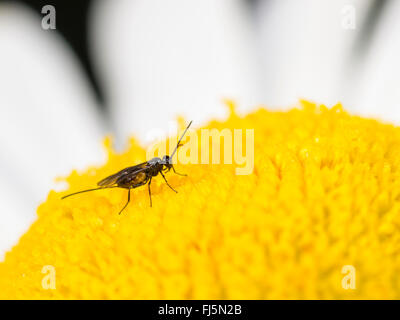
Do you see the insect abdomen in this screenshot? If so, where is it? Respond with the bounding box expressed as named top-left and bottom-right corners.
top-left (117, 172), bottom-right (147, 188)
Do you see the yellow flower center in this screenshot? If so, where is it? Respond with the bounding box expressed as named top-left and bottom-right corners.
top-left (1, 100), bottom-right (400, 299)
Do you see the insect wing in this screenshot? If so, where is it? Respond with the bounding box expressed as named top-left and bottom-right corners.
top-left (97, 162), bottom-right (147, 187)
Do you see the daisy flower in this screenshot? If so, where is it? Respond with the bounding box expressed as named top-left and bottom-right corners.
top-left (1, 0), bottom-right (400, 299)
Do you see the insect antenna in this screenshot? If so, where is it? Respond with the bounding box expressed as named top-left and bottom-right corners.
top-left (61, 186), bottom-right (119, 199)
top-left (170, 120), bottom-right (193, 160)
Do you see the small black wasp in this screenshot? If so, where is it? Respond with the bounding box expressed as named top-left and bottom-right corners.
top-left (62, 121), bottom-right (192, 214)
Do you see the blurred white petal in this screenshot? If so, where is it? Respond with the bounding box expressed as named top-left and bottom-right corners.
top-left (256, 0), bottom-right (373, 108)
top-left (348, 0), bottom-right (400, 123)
top-left (0, 170), bottom-right (34, 261)
top-left (91, 0), bottom-right (264, 144)
top-left (0, 3), bottom-right (105, 259)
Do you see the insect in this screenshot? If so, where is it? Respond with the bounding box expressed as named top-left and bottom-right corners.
top-left (62, 121), bottom-right (193, 214)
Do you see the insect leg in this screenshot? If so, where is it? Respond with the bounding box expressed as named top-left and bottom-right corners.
top-left (118, 188), bottom-right (131, 215)
top-left (148, 177), bottom-right (152, 207)
top-left (160, 171), bottom-right (178, 193)
top-left (172, 165), bottom-right (187, 176)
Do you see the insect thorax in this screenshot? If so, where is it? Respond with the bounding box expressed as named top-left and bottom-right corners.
top-left (148, 157), bottom-right (162, 165)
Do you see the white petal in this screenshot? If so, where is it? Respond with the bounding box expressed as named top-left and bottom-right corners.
top-left (0, 3), bottom-right (105, 259)
top-left (0, 170), bottom-right (35, 261)
top-left (256, 0), bottom-right (373, 108)
top-left (347, 0), bottom-right (400, 123)
top-left (91, 0), bottom-right (263, 144)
